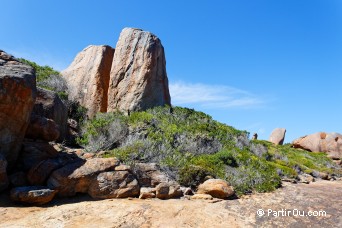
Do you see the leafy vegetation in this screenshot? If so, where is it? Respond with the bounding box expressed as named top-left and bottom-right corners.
top-left (78, 106), bottom-right (340, 195)
top-left (19, 58), bottom-right (60, 82)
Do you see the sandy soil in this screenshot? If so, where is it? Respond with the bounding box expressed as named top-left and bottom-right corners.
top-left (1, 181), bottom-right (341, 228)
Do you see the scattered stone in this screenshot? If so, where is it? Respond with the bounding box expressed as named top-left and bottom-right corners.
top-left (269, 128), bottom-right (286, 145)
top-left (10, 186), bottom-right (57, 205)
top-left (0, 50), bottom-right (37, 168)
top-left (191, 194), bottom-right (213, 200)
top-left (311, 171), bottom-right (329, 180)
top-left (139, 187), bottom-right (156, 199)
top-left (47, 158), bottom-right (119, 197)
top-left (88, 171), bottom-right (140, 199)
top-left (155, 182), bottom-right (183, 200)
top-left (133, 163), bottom-right (169, 187)
top-left (108, 28), bottom-right (171, 113)
top-left (9, 172), bottom-right (28, 187)
top-left (197, 179), bottom-right (234, 199)
top-left (0, 154), bottom-right (8, 191)
top-left (62, 45), bottom-right (115, 118)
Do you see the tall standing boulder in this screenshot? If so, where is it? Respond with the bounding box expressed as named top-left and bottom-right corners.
top-left (0, 50), bottom-right (36, 167)
top-left (269, 128), bottom-right (286, 145)
top-left (30, 87), bottom-right (68, 141)
top-left (292, 132), bottom-right (342, 159)
top-left (107, 28), bottom-right (171, 113)
top-left (62, 45), bottom-right (115, 118)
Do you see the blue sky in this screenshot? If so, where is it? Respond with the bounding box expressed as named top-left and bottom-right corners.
top-left (2, 0), bottom-right (341, 142)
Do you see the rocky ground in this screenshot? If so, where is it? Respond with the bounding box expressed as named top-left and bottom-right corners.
top-left (1, 180), bottom-right (341, 228)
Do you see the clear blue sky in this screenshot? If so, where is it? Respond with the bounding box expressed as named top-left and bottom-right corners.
top-left (2, 0), bottom-right (341, 142)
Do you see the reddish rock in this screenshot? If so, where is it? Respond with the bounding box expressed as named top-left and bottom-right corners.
top-left (269, 128), bottom-right (286, 145)
top-left (25, 115), bottom-right (60, 142)
top-left (108, 28), bottom-right (171, 113)
top-left (32, 87), bottom-right (68, 141)
top-left (0, 50), bottom-right (37, 167)
top-left (88, 171), bottom-right (140, 199)
top-left (47, 158), bottom-right (119, 197)
top-left (62, 45), bottom-right (115, 118)
top-left (292, 132), bottom-right (342, 159)
top-left (19, 141), bottom-right (59, 171)
top-left (133, 163), bottom-right (169, 187)
top-left (197, 179), bottom-right (234, 199)
top-left (27, 159), bottom-right (61, 185)
top-left (8, 172), bottom-right (28, 187)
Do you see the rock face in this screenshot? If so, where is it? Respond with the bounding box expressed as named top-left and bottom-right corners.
top-left (10, 186), bottom-right (57, 205)
top-left (133, 163), bottom-right (169, 187)
top-left (31, 87), bottom-right (68, 141)
top-left (0, 50), bottom-right (36, 167)
top-left (19, 141), bottom-right (59, 171)
top-left (197, 179), bottom-right (234, 199)
top-left (0, 154), bottom-right (8, 192)
top-left (47, 158), bottom-right (119, 197)
top-left (269, 128), bottom-right (286, 145)
top-left (88, 171), bottom-right (140, 199)
top-left (292, 132), bottom-right (342, 159)
top-left (25, 115), bottom-right (60, 141)
top-left (107, 28), bottom-right (171, 113)
top-left (62, 45), bottom-right (115, 118)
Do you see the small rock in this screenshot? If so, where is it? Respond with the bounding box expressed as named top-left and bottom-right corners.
top-left (156, 182), bottom-right (183, 200)
top-left (180, 187), bottom-right (193, 196)
top-left (139, 192), bottom-right (156, 199)
top-left (197, 179), bottom-right (234, 199)
top-left (298, 174), bottom-right (314, 184)
top-left (133, 163), bottom-right (169, 187)
top-left (10, 186), bottom-right (57, 205)
top-left (115, 164), bottom-right (131, 171)
top-left (191, 194), bottom-right (213, 200)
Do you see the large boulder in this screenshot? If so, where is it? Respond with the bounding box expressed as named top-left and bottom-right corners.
top-left (269, 128), bottom-right (286, 145)
top-left (10, 186), bottom-right (57, 205)
top-left (25, 115), bottom-right (60, 141)
top-left (88, 171), bottom-right (140, 199)
top-left (62, 45), bottom-right (115, 118)
top-left (197, 179), bottom-right (234, 199)
top-left (19, 141), bottom-right (59, 171)
top-left (0, 154), bottom-right (8, 192)
top-left (30, 87), bottom-right (68, 141)
top-left (107, 28), bottom-right (171, 113)
top-left (47, 158), bottom-right (119, 197)
top-left (133, 163), bottom-right (169, 187)
top-left (292, 132), bottom-right (342, 159)
top-left (0, 50), bottom-right (36, 167)
top-left (27, 158), bottom-right (61, 185)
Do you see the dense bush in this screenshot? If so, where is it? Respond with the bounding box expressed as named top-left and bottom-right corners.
top-left (19, 58), bottom-right (60, 82)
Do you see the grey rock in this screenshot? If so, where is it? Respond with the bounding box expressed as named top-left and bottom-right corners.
top-left (108, 28), bottom-right (171, 113)
top-left (10, 186), bottom-right (57, 205)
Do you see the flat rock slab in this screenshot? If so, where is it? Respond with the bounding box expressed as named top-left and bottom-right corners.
top-left (1, 181), bottom-right (342, 227)
top-left (10, 186), bottom-right (57, 205)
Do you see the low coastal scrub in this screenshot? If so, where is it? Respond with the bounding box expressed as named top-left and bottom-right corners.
top-left (78, 106), bottom-right (340, 195)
